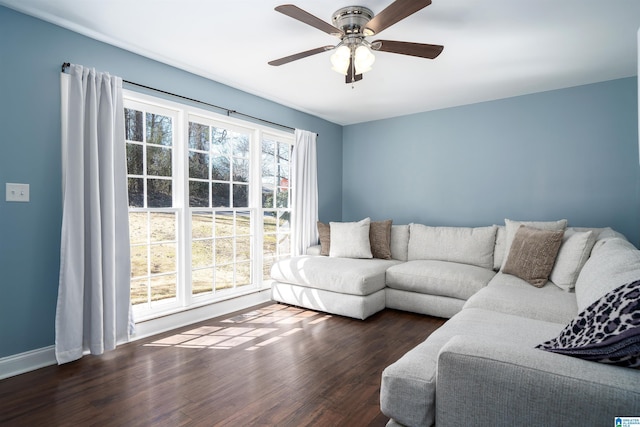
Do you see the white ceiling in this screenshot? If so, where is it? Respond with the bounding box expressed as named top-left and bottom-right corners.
top-left (2, 0), bottom-right (640, 125)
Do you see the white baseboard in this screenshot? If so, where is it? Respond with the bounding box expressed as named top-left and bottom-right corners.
top-left (0, 290), bottom-right (272, 380)
top-left (0, 346), bottom-right (56, 380)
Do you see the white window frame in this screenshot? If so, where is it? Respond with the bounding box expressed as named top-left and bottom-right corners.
top-left (124, 90), bottom-right (294, 321)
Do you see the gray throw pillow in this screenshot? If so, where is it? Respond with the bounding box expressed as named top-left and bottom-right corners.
top-left (317, 221), bottom-right (330, 256)
top-left (502, 225), bottom-right (564, 287)
top-left (370, 219), bottom-right (392, 260)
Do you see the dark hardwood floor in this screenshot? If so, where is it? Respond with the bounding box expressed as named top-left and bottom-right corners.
top-left (0, 303), bottom-right (445, 426)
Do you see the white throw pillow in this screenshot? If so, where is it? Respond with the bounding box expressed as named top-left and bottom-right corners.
top-left (408, 224), bottom-right (497, 269)
top-left (500, 218), bottom-right (568, 270)
top-left (329, 218), bottom-right (373, 259)
top-left (549, 229), bottom-right (596, 292)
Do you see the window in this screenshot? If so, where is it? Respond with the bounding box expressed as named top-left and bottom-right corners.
top-left (124, 92), bottom-right (293, 320)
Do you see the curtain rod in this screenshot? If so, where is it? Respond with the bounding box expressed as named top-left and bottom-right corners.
top-left (61, 62), bottom-right (301, 134)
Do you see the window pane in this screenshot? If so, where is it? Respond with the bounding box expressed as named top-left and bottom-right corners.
top-left (189, 181), bottom-right (209, 207)
top-left (126, 143), bottom-right (143, 175)
top-left (128, 178), bottom-right (144, 207)
top-left (215, 238), bottom-right (233, 264)
top-left (147, 146), bottom-right (172, 177)
top-left (150, 212), bottom-right (175, 243)
top-left (233, 184), bottom-right (248, 207)
top-left (236, 262), bottom-right (251, 287)
top-left (146, 113), bottom-right (172, 146)
top-left (192, 240), bottom-right (213, 268)
top-left (147, 179), bottom-right (172, 207)
top-left (236, 211), bottom-right (251, 235)
top-left (215, 212), bottom-right (233, 237)
top-left (262, 191), bottom-right (274, 209)
top-left (236, 236), bottom-right (251, 262)
top-left (263, 235), bottom-right (276, 259)
top-left (189, 152), bottom-right (209, 179)
top-left (263, 259), bottom-right (274, 281)
top-left (278, 210), bottom-right (291, 230)
top-left (211, 127), bottom-right (228, 156)
top-left (150, 243), bottom-right (176, 274)
top-left (212, 183), bottom-right (230, 207)
top-left (125, 109), bottom-right (143, 142)
top-left (277, 234), bottom-right (291, 256)
top-left (279, 164), bottom-right (289, 182)
top-left (211, 156), bottom-right (230, 181)
top-left (278, 142), bottom-right (290, 161)
top-left (130, 278), bottom-right (148, 305)
top-left (276, 187), bottom-right (288, 208)
top-left (233, 135), bottom-right (250, 157)
top-left (263, 212), bottom-right (276, 234)
top-left (189, 122), bottom-right (209, 151)
top-left (129, 212), bottom-right (147, 244)
top-left (192, 211), bottom-right (213, 239)
top-left (215, 264), bottom-right (234, 291)
top-left (150, 274), bottom-right (176, 302)
top-left (233, 158), bottom-right (249, 183)
top-left (192, 268), bottom-right (213, 295)
top-left (130, 245), bottom-right (148, 277)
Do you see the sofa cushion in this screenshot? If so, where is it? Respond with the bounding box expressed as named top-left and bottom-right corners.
top-left (575, 237), bottom-right (640, 312)
top-left (493, 225), bottom-right (506, 270)
top-left (538, 280), bottom-right (640, 368)
top-left (386, 260), bottom-right (496, 300)
top-left (501, 218), bottom-right (567, 269)
top-left (390, 224), bottom-right (409, 262)
top-left (380, 308), bottom-right (564, 427)
top-left (549, 229), bottom-right (596, 291)
top-left (270, 255), bottom-right (399, 296)
top-left (329, 217), bottom-right (372, 259)
top-left (502, 225), bottom-right (564, 287)
top-left (408, 224), bottom-right (497, 269)
top-left (464, 272), bottom-right (578, 324)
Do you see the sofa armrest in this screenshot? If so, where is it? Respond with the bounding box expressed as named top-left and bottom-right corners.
top-left (436, 335), bottom-right (640, 427)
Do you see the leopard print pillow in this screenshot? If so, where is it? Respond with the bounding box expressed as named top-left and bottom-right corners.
top-left (537, 279), bottom-right (640, 368)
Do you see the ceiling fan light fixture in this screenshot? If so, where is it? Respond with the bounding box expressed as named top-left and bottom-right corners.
top-left (330, 45), bottom-right (351, 75)
top-left (354, 44), bottom-right (375, 74)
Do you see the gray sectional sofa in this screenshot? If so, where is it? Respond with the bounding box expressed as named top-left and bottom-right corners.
top-left (270, 219), bottom-right (640, 426)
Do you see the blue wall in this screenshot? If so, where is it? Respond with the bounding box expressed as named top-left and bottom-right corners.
top-left (343, 78), bottom-right (640, 246)
top-left (1, 4), bottom-right (638, 360)
top-left (0, 6), bottom-right (342, 358)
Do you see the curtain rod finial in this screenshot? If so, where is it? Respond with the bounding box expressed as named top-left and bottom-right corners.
top-left (62, 62), bottom-right (70, 72)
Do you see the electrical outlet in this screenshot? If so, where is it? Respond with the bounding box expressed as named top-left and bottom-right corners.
top-left (6, 183), bottom-right (30, 202)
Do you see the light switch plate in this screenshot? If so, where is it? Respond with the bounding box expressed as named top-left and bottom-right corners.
top-left (6, 183), bottom-right (30, 202)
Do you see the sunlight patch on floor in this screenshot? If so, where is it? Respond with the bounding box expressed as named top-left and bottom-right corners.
top-left (144, 304), bottom-right (331, 351)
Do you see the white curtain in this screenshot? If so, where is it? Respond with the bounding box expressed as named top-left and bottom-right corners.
top-left (56, 64), bottom-right (132, 364)
top-left (291, 129), bottom-right (319, 256)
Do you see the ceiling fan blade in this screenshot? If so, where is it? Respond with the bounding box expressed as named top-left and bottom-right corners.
top-left (345, 57), bottom-right (363, 84)
top-left (268, 45), bottom-right (335, 66)
top-left (365, 0), bottom-right (432, 35)
top-left (373, 40), bottom-right (443, 59)
top-left (275, 5), bottom-right (344, 37)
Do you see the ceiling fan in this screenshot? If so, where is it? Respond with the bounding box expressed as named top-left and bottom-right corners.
top-left (268, 0), bottom-right (444, 84)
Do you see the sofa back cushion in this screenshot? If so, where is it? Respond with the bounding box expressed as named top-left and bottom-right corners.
top-left (408, 224), bottom-right (497, 269)
top-left (549, 229), bottom-right (597, 291)
top-left (493, 225), bottom-right (506, 270)
top-left (574, 237), bottom-right (640, 312)
top-left (390, 224), bottom-right (410, 261)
